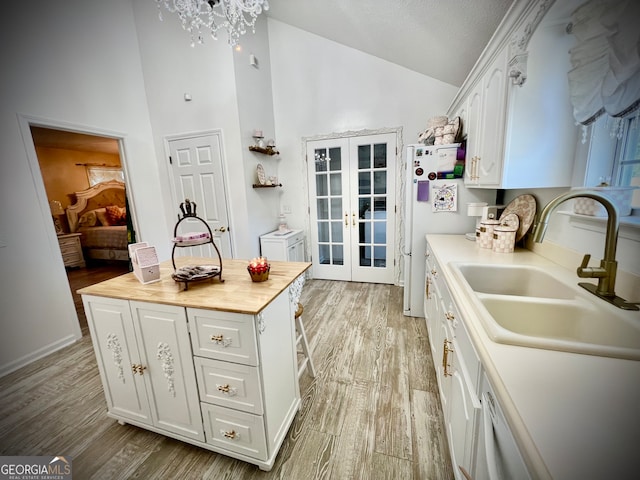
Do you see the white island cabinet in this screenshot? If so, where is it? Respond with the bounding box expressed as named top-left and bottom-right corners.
top-left (80, 257), bottom-right (311, 472)
top-left (84, 297), bottom-right (204, 440)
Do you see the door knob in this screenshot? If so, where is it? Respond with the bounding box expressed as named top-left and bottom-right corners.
top-left (216, 226), bottom-right (227, 233)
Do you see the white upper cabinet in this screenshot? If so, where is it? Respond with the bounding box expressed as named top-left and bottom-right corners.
top-left (450, 0), bottom-right (582, 189)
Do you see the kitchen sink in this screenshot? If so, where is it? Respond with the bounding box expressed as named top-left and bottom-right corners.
top-left (477, 296), bottom-right (640, 360)
top-left (451, 263), bottom-right (576, 299)
top-left (450, 262), bottom-right (640, 360)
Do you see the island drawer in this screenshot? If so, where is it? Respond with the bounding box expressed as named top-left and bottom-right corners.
top-left (187, 308), bottom-right (258, 366)
top-left (194, 357), bottom-right (263, 415)
top-left (201, 403), bottom-right (268, 461)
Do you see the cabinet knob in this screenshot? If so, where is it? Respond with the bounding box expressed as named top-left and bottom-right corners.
top-left (131, 364), bottom-right (147, 375)
top-left (210, 334), bottom-right (232, 347)
top-left (217, 384), bottom-right (237, 396)
top-left (222, 429), bottom-right (238, 440)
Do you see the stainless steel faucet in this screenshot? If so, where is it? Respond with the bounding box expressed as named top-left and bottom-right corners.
top-left (532, 190), bottom-right (638, 310)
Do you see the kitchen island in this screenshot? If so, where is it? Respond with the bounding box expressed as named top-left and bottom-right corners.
top-left (79, 257), bottom-right (311, 471)
top-left (425, 235), bottom-right (640, 480)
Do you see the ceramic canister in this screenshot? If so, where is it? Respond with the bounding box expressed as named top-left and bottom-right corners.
top-left (492, 225), bottom-right (518, 253)
top-left (477, 219), bottom-right (500, 249)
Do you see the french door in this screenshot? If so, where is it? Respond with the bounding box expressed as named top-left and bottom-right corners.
top-left (307, 133), bottom-right (396, 283)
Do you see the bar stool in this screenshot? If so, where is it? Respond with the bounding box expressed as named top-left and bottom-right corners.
top-left (289, 275), bottom-right (316, 379)
top-left (294, 302), bottom-right (316, 378)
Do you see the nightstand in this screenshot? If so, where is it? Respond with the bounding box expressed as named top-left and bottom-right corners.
top-left (57, 233), bottom-right (86, 268)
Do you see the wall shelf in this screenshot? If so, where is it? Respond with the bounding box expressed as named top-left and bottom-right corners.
top-left (252, 184), bottom-right (282, 188)
top-left (249, 145), bottom-right (279, 155)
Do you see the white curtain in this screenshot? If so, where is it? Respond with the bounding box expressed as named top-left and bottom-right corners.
top-left (568, 0), bottom-right (640, 125)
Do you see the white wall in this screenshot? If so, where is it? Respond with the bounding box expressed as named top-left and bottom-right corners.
top-left (232, 17), bottom-right (281, 252)
top-left (131, 0), bottom-right (253, 258)
top-left (504, 188), bottom-right (640, 278)
top-left (0, 0), bottom-right (168, 375)
top-left (267, 19), bottom-right (460, 235)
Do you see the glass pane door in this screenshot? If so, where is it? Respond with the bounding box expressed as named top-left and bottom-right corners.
top-left (350, 134), bottom-right (396, 283)
top-left (307, 138), bottom-right (351, 281)
top-left (307, 133), bottom-right (396, 283)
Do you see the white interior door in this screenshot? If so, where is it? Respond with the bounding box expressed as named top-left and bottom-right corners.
top-left (168, 132), bottom-right (233, 258)
top-left (307, 133), bottom-right (396, 283)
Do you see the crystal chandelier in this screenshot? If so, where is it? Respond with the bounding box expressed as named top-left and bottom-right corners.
top-left (155, 0), bottom-right (269, 47)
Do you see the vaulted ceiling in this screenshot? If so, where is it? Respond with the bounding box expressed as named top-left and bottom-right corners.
top-left (31, 1), bottom-right (513, 153)
top-left (266, 0), bottom-right (514, 87)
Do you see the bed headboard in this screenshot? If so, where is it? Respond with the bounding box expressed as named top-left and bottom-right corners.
top-left (66, 180), bottom-right (126, 232)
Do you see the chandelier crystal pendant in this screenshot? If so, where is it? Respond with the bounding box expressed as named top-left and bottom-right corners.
top-left (155, 0), bottom-right (269, 47)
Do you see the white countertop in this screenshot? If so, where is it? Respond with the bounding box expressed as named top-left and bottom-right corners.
top-left (426, 235), bottom-right (640, 480)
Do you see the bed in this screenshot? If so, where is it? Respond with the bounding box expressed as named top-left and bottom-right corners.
top-left (66, 180), bottom-right (129, 262)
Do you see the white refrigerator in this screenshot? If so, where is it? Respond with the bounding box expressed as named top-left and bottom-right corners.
top-left (402, 143), bottom-right (495, 317)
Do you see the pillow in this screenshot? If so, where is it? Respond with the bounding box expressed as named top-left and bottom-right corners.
top-left (78, 210), bottom-right (99, 228)
top-left (105, 205), bottom-right (127, 226)
top-left (94, 208), bottom-right (110, 226)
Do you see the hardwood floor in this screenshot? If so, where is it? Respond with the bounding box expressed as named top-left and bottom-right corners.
top-left (0, 277), bottom-right (453, 479)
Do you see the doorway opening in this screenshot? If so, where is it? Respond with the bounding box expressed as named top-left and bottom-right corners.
top-left (30, 125), bottom-right (132, 334)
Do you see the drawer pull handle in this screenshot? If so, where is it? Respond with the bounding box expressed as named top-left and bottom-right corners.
top-left (210, 334), bottom-right (232, 347)
top-left (442, 339), bottom-right (453, 377)
top-left (131, 364), bottom-right (147, 375)
top-left (217, 384), bottom-right (237, 396)
top-left (222, 429), bottom-right (239, 440)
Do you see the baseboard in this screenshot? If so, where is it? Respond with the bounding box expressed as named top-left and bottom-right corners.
top-left (0, 333), bottom-right (80, 378)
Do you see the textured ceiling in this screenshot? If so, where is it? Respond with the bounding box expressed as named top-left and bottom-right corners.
top-left (266, 0), bottom-right (514, 87)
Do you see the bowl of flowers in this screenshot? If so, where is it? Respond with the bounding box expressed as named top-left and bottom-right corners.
top-left (247, 257), bottom-right (270, 282)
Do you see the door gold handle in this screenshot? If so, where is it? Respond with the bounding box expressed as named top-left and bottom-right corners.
top-left (345, 212), bottom-right (348, 226)
top-left (216, 226), bottom-right (227, 233)
top-left (352, 212), bottom-right (356, 226)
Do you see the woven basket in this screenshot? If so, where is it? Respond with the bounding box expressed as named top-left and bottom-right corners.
top-left (248, 265), bottom-right (270, 282)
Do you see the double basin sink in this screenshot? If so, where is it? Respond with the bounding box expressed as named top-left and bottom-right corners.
top-left (450, 263), bottom-right (640, 361)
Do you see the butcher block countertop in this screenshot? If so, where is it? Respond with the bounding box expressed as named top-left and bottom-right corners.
top-left (78, 257), bottom-right (311, 315)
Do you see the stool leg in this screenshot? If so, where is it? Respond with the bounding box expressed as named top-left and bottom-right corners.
top-left (295, 315), bottom-right (316, 378)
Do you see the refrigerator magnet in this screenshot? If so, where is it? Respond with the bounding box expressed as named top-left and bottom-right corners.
top-left (417, 180), bottom-right (429, 201)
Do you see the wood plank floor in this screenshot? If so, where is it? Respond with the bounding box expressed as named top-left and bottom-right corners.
top-left (0, 275), bottom-right (453, 479)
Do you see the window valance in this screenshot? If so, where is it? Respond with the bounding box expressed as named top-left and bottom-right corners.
top-left (568, 0), bottom-right (640, 125)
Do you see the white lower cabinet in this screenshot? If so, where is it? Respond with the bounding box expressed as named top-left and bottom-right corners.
top-left (84, 296), bottom-right (203, 441)
top-left (260, 229), bottom-right (305, 262)
top-left (83, 288), bottom-right (299, 471)
top-left (425, 239), bottom-right (532, 479)
top-left (424, 248), bottom-right (481, 479)
top-left (201, 403), bottom-right (268, 461)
